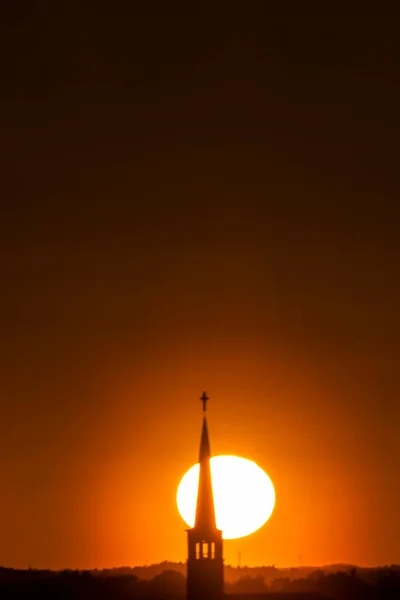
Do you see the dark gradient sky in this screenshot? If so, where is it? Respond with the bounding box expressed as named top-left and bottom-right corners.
top-left (0, 3), bottom-right (399, 569)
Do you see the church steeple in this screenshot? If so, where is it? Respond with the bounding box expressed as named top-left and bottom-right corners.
top-left (198, 417), bottom-right (211, 461)
top-left (186, 393), bottom-right (224, 600)
top-left (195, 410), bottom-right (216, 531)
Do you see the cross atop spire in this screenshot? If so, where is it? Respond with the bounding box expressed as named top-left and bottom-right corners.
top-left (201, 391), bottom-right (209, 412)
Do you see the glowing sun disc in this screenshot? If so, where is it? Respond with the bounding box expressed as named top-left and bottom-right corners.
top-left (177, 455), bottom-right (275, 539)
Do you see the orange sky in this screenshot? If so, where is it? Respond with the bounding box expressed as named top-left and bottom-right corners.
top-left (1, 339), bottom-right (398, 569)
top-left (0, 6), bottom-right (399, 570)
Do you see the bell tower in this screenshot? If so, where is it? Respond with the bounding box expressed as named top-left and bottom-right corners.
top-left (187, 392), bottom-right (224, 600)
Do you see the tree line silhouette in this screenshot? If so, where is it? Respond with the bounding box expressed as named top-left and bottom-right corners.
top-left (0, 563), bottom-right (399, 599)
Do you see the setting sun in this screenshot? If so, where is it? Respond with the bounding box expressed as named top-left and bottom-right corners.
top-left (177, 455), bottom-right (275, 539)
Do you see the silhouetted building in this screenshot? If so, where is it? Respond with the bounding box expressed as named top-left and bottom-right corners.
top-left (187, 392), bottom-right (224, 600)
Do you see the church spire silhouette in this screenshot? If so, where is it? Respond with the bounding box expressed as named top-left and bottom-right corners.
top-left (195, 395), bottom-right (216, 531)
top-left (187, 392), bottom-right (224, 600)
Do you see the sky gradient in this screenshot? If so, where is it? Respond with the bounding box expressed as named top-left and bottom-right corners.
top-left (0, 4), bottom-right (399, 569)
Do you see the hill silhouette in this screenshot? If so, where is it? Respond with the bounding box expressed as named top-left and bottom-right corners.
top-left (0, 563), bottom-right (399, 599)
